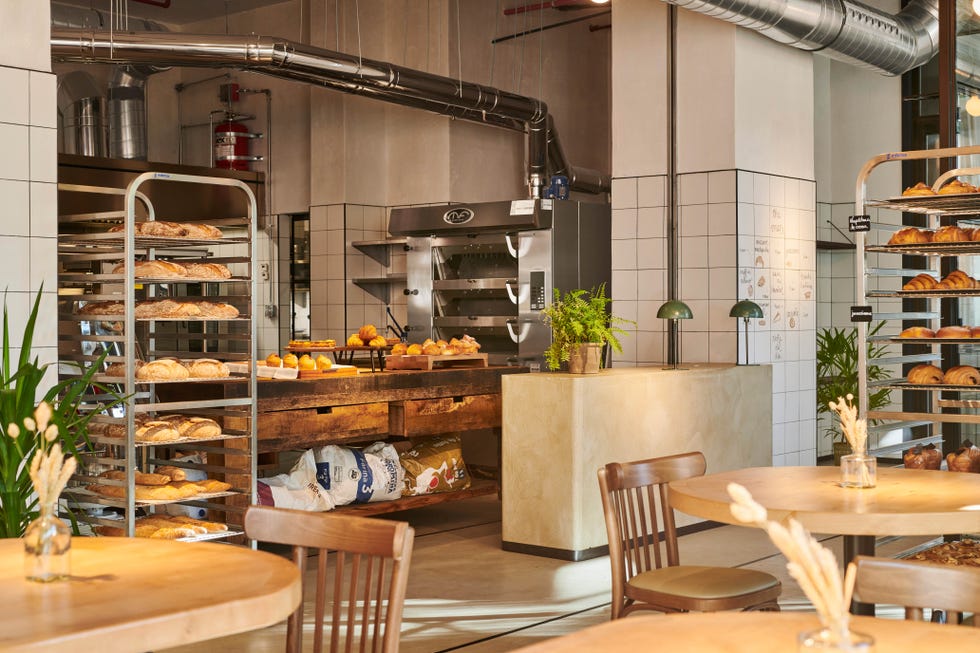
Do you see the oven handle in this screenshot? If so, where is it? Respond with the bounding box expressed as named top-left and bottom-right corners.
top-left (506, 319), bottom-right (530, 343)
top-left (505, 280), bottom-right (528, 305)
top-left (504, 233), bottom-right (531, 259)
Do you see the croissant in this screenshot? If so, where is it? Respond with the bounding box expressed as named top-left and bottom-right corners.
top-left (944, 365), bottom-right (980, 385)
top-left (903, 274), bottom-right (938, 291)
top-left (903, 444), bottom-right (942, 470)
top-left (901, 182), bottom-right (936, 197)
top-left (899, 326), bottom-right (935, 338)
top-left (947, 441), bottom-right (980, 473)
top-left (933, 225), bottom-right (970, 243)
top-left (936, 326), bottom-right (971, 338)
top-left (888, 227), bottom-right (932, 245)
top-left (938, 179), bottom-right (977, 194)
top-left (937, 270), bottom-right (976, 290)
top-left (907, 364), bottom-right (944, 384)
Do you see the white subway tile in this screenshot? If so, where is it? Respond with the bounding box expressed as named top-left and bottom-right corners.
top-left (29, 237), bottom-right (56, 293)
top-left (736, 202), bottom-right (754, 236)
top-left (637, 176), bottom-right (665, 207)
top-left (611, 239), bottom-right (637, 270)
top-left (784, 178), bottom-right (800, 210)
top-left (708, 331), bottom-right (737, 363)
top-left (0, 237), bottom-right (30, 291)
top-left (770, 176), bottom-right (785, 208)
top-left (737, 170), bottom-right (754, 204)
top-left (708, 235), bottom-right (737, 268)
top-left (679, 204), bottom-right (708, 237)
top-left (611, 270), bottom-right (638, 301)
top-left (612, 299), bottom-right (638, 324)
top-left (754, 173), bottom-right (771, 205)
top-left (708, 299), bottom-right (737, 333)
top-left (707, 170), bottom-right (736, 204)
top-left (637, 207), bottom-right (666, 238)
top-left (678, 173), bottom-right (707, 205)
top-left (611, 208), bottom-right (637, 240)
top-left (29, 126), bottom-right (56, 183)
top-left (637, 269), bottom-right (666, 301)
top-left (708, 266), bottom-right (736, 300)
top-left (29, 72), bottom-right (56, 129)
top-left (680, 329), bottom-right (709, 364)
top-left (611, 177), bottom-right (637, 209)
top-left (637, 300), bottom-right (661, 326)
top-left (0, 123), bottom-right (29, 181)
top-left (637, 238), bottom-right (666, 270)
top-left (0, 67), bottom-right (29, 126)
top-left (680, 268), bottom-right (709, 300)
top-left (0, 180), bottom-right (30, 236)
top-left (707, 202), bottom-right (736, 235)
top-left (635, 330), bottom-right (663, 364)
top-left (679, 236), bottom-right (708, 268)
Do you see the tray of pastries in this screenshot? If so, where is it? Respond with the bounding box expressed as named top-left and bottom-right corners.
top-left (103, 358), bottom-right (233, 382)
top-left (899, 270), bottom-right (978, 294)
top-left (83, 469), bottom-right (234, 505)
top-left (896, 325), bottom-right (980, 341)
top-left (88, 414), bottom-right (226, 444)
top-left (94, 513), bottom-right (236, 541)
top-left (78, 298), bottom-right (240, 320)
top-left (910, 538), bottom-right (980, 567)
top-left (897, 363), bottom-right (980, 389)
top-left (111, 259), bottom-right (233, 281)
top-left (108, 220), bottom-right (224, 240)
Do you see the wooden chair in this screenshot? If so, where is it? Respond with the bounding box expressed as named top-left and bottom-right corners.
top-left (244, 505), bottom-right (415, 653)
top-left (597, 452), bottom-right (781, 618)
top-left (852, 555), bottom-right (980, 626)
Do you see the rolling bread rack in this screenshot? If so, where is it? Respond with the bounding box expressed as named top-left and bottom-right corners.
top-left (854, 144), bottom-right (980, 460)
top-left (57, 171), bottom-right (258, 543)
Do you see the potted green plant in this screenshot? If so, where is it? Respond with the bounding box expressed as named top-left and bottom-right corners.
top-left (816, 322), bottom-right (891, 464)
top-left (0, 288), bottom-right (122, 537)
top-left (541, 284), bottom-right (633, 373)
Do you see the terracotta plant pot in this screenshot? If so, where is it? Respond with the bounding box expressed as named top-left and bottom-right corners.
top-left (568, 343), bottom-right (602, 374)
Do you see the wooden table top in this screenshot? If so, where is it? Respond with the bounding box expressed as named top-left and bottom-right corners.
top-left (669, 465), bottom-right (980, 536)
top-left (511, 611), bottom-right (979, 652)
top-left (0, 537), bottom-right (301, 652)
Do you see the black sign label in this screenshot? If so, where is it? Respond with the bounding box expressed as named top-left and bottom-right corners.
top-left (443, 208), bottom-right (474, 225)
top-left (850, 306), bottom-right (874, 322)
top-left (848, 215), bottom-right (871, 232)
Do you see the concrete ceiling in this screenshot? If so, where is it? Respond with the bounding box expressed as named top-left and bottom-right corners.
top-left (54, 0), bottom-right (294, 27)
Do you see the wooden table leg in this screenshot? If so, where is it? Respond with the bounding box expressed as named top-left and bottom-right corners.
top-left (843, 534), bottom-right (876, 616)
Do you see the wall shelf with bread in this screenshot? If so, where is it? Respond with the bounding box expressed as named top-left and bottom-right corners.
top-left (855, 145), bottom-right (980, 463)
top-left (56, 172), bottom-right (258, 542)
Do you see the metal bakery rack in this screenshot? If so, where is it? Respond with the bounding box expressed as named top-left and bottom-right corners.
top-left (57, 171), bottom-right (258, 542)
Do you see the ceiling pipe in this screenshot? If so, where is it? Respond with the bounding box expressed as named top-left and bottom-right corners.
top-left (50, 28), bottom-right (609, 197)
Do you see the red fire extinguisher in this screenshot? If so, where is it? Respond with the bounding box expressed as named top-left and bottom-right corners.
top-left (214, 119), bottom-right (251, 170)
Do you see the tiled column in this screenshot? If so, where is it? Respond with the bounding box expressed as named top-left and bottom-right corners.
top-left (0, 1), bottom-right (58, 391)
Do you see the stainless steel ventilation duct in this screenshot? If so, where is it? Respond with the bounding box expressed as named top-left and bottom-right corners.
top-left (50, 28), bottom-right (609, 197)
top-left (663, 0), bottom-right (938, 76)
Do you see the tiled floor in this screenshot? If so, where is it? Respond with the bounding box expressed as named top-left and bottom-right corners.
top-left (163, 496), bottom-right (938, 653)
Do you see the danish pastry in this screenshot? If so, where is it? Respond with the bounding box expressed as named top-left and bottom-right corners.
top-left (944, 365), bottom-right (980, 385)
top-left (899, 326), bottom-right (935, 338)
top-left (907, 364), bottom-right (944, 384)
top-left (888, 227), bottom-right (932, 245)
top-left (933, 225), bottom-right (970, 243)
top-left (946, 441), bottom-right (980, 473)
top-left (901, 182), bottom-right (935, 196)
top-left (903, 443), bottom-right (942, 470)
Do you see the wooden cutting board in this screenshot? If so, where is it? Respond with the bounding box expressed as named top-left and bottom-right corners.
top-left (386, 353), bottom-right (488, 371)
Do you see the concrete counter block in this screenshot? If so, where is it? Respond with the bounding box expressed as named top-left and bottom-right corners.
top-left (501, 364), bottom-right (772, 560)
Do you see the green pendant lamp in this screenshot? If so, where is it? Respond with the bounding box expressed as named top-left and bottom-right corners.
top-left (657, 300), bottom-right (693, 369)
top-left (729, 300), bottom-right (763, 365)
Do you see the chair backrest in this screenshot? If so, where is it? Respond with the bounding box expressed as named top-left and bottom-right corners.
top-left (853, 555), bottom-right (980, 626)
top-left (598, 452), bottom-right (707, 584)
top-left (245, 505), bottom-right (416, 653)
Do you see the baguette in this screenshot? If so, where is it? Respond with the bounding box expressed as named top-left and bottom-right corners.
top-left (153, 465), bottom-right (187, 482)
top-left (99, 470), bottom-right (172, 486)
top-left (194, 478), bottom-right (232, 493)
top-left (168, 480), bottom-right (206, 498)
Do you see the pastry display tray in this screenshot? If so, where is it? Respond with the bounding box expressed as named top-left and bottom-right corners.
top-left (866, 242), bottom-right (980, 255)
top-left (871, 194), bottom-right (980, 214)
top-left (868, 289), bottom-right (980, 298)
top-left (880, 381), bottom-right (980, 392)
top-left (67, 487), bottom-right (241, 507)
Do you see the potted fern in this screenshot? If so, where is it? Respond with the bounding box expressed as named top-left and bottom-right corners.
top-left (541, 284), bottom-right (632, 373)
top-left (0, 288), bottom-right (122, 537)
top-left (816, 322), bottom-right (891, 464)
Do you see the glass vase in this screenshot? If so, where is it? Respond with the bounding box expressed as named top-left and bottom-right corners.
top-left (840, 452), bottom-right (877, 489)
top-left (799, 627), bottom-right (875, 652)
top-left (23, 506), bottom-right (71, 583)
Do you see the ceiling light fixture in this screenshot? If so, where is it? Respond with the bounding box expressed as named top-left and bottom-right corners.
top-left (591, 0), bottom-right (611, 3)
top-left (967, 95), bottom-right (980, 117)
top-left (974, 0), bottom-right (980, 16)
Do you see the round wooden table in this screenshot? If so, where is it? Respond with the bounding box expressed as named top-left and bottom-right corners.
top-left (509, 611), bottom-right (980, 652)
top-left (0, 536), bottom-right (301, 652)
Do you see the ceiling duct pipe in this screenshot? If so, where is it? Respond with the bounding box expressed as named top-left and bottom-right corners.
top-left (50, 28), bottom-right (609, 197)
top-left (661, 0), bottom-right (938, 76)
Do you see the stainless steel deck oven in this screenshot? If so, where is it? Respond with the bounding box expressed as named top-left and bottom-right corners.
top-left (388, 199), bottom-right (610, 369)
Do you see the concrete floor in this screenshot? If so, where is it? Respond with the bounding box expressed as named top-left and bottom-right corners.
top-left (163, 495), bottom-right (938, 653)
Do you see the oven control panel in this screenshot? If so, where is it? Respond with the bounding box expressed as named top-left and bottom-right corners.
top-left (529, 270), bottom-right (546, 311)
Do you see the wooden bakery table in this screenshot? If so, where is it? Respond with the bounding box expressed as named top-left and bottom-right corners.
top-left (669, 466), bottom-right (980, 613)
top-left (509, 611), bottom-right (980, 652)
top-left (0, 537), bottom-right (300, 652)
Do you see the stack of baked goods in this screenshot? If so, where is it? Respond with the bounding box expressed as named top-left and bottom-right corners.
top-left (938, 179), bottom-right (978, 194)
top-left (902, 269), bottom-right (976, 291)
top-left (390, 334), bottom-right (482, 356)
top-left (95, 513), bottom-right (229, 539)
top-left (901, 182), bottom-right (936, 196)
top-left (910, 538), bottom-right (980, 567)
top-left (906, 363), bottom-right (980, 385)
top-left (899, 325), bottom-right (980, 338)
top-left (887, 226), bottom-right (980, 245)
top-left (104, 357), bottom-right (230, 381)
top-left (946, 441), bottom-right (980, 473)
top-left (111, 259), bottom-right (232, 280)
top-left (89, 414), bottom-right (223, 443)
top-left (287, 339), bottom-right (336, 349)
top-left (903, 443), bottom-right (942, 470)
top-left (108, 221), bottom-right (223, 240)
top-left (345, 324), bottom-right (388, 348)
top-left (87, 468), bottom-right (232, 501)
top-left (79, 298), bottom-right (240, 319)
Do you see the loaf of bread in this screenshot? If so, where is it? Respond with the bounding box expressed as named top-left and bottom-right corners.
top-left (907, 364), bottom-right (944, 384)
top-left (95, 514), bottom-right (227, 539)
top-left (193, 301), bottom-right (240, 318)
top-left (109, 221), bottom-right (223, 240)
top-left (944, 365), bottom-right (980, 385)
top-left (185, 358), bottom-right (230, 379)
top-left (168, 481), bottom-right (206, 498)
top-left (156, 415), bottom-right (222, 439)
top-left (899, 326), bottom-right (935, 338)
top-left (136, 299), bottom-right (204, 318)
top-left (937, 270), bottom-right (976, 290)
top-left (87, 483), bottom-right (184, 501)
top-left (903, 273), bottom-right (938, 291)
top-left (194, 478), bottom-right (232, 493)
top-left (933, 225), bottom-right (970, 243)
top-left (136, 359), bottom-right (190, 381)
top-left (947, 441), bottom-right (980, 473)
top-left (111, 260), bottom-right (188, 279)
top-left (135, 420), bottom-right (181, 442)
top-left (936, 326), bottom-right (971, 338)
top-left (152, 465), bottom-right (187, 482)
top-left (182, 262), bottom-right (232, 279)
top-left (99, 470), bottom-right (173, 486)
top-left (79, 301), bottom-right (126, 316)
top-left (903, 443), bottom-right (942, 470)
top-left (888, 227), bottom-right (932, 245)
